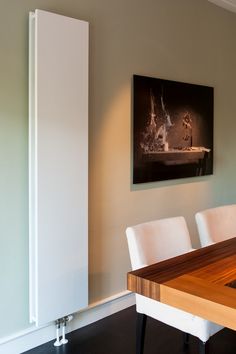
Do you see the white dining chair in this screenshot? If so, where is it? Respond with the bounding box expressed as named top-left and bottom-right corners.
top-left (126, 216), bottom-right (223, 354)
top-left (195, 204), bottom-right (236, 247)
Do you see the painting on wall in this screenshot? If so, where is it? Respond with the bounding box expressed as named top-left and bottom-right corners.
top-left (133, 75), bottom-right (214, 184)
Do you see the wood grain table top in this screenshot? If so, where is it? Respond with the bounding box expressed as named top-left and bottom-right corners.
top-left (127, 238), bottom-right (236, 330)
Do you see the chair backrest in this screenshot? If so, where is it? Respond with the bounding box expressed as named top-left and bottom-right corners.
top-left (195, 204), bottom-right (236, 247)
top-left (126, 216), bottom-right (192, 270)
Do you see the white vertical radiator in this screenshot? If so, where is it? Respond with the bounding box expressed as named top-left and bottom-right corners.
top-left (29, 9), bottom-right (89, 326)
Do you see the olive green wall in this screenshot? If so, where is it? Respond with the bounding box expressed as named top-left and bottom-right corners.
top-left (0, 0), bottom-right (236, 338)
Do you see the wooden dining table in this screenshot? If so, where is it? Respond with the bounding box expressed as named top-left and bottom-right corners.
top-left (127, 237), bottom-right (236, 330)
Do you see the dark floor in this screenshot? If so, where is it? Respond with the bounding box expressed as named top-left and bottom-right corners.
top-left (23, 306), bottom-right (236, 354)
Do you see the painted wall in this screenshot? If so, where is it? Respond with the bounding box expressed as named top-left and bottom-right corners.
top-left (0, 0), bottom-right (236, 339)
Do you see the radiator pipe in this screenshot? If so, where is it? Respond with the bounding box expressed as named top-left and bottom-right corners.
top-left (60, 317), bottom-right (68, 345)
top-left (54, 319), bottom-right (62, 347)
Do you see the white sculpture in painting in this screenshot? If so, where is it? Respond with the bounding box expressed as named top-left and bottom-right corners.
top-left (140, 89), bottom-right (174, 153)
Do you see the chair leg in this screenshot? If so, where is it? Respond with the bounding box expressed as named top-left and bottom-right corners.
top-left (199, 340), bottom-right (209, 354)
top-left (136, 313), bottom-right (147, 354)
top-left (183, 332), bottom-right (190, 350)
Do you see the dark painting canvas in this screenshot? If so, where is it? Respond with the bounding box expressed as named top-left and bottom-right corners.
top-left (133, 75), bottom-right (213, 184)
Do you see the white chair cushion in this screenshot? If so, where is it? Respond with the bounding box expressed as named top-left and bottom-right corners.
top-left (126, 216), bottom-right (192, 270)
top-left (195, 204), bottom-right (236, 247)
top-left (136, 294), bottom-right (223, 342)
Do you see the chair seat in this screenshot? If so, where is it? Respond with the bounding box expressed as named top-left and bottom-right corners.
top-left (126, 216), bottom-right (224, 353)
top-left (136, 294), bottom-right (223, 342)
